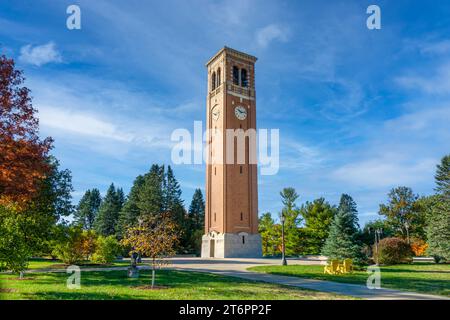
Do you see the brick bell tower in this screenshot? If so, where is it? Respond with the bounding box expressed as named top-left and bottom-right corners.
top-left (201, 47), bottom-right (262, 258)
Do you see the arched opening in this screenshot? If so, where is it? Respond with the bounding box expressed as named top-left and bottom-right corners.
top-left (233, 66), bottom-right (239, 85)
top-left (211, 71), bottom-right (216, 90)
top-left (217, 67), bottom-right (221, 87)
top-left (241, 69), bottom-right (248, 87)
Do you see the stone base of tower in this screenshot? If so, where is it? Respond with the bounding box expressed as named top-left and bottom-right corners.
top-left (201, 233), bottom-right (262, 258)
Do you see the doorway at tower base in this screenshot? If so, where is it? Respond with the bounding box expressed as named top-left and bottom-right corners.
top-left (201, 232), bottom-right (262, 258)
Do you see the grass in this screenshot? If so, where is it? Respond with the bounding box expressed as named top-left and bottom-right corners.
top-left (248, 263), bottom-right (450, 297)
top-left (0, 269), bottom-right (353, 300)
top-left (26, 258), bottom-right (129, 270)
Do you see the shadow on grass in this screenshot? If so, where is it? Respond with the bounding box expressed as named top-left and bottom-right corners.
top-left (5, 269), bottom-right (303, 300)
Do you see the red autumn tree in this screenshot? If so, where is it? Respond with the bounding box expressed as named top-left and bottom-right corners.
top-left (0, 54), bottom-right (53, 208)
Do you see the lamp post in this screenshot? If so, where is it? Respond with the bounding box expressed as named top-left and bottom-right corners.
top-left (281, 213), bottom-right (287, 266)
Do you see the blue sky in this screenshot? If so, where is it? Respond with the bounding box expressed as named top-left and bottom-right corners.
top-left (1, 0), bottom-right (450, 226)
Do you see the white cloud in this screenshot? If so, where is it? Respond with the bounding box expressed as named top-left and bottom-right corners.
top-left (280, 139), bottom-right (324, 171)
top-left (332, 158), bottom-right (436, 189)
top-left (256, 24), bottom-right (289, 48)
top-left (19, 42), bottom-right (62, 66)
top-left (396, 62), bottom-right (450, 95)
top-left (39, 105), bottom-right (134, 142)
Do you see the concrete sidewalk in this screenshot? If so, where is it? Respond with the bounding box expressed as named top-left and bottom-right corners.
top-left (166, 257), bottom-right (448, 300)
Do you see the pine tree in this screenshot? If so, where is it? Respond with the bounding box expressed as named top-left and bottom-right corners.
top-left (259, 212), bottom-right (279, 256)
top-left (73, 188), bottom-right (101, 230)
top-left (117, 175), bottom-right (145, 238)
top-left (137, 165), bottom-right (164, 216)
top-left (95, 184), bottom-right (123, 236)
top-left (164, 166), bottom-right (185, 226)
top-left (435, 154), bottom-right (450, 198)
top-left (321, 194), bottom-right (364, 264)
top-left (426, 200), bottom-right (450, 262)
top-left (427, 155), bottom-right (450, 262)
top-left (165, 166), bottom-right (183, 211)
top-left (279, 188), bottom-right (302, 256)
top-left (186, 189), bottom-right (205, 254)
top-left (188, 189), bottom-right (205, 230)
top-left (300, 198), bottom-right (336, 255)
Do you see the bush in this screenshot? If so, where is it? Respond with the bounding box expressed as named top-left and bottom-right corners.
top-left (51, 227), bottom-right (85, 264)
top-left (377, 237), bottom-right (413, 265)
top-left (79, 230), bottom-right (97, 260)
top-left (91, 236), bottom-right (121, 264)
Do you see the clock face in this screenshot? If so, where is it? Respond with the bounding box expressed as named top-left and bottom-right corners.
top-left (234, 106), bottom-right (247, 120)
top-left (211, 105), bottom-right (220, 121)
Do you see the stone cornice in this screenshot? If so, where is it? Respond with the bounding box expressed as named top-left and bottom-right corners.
top-left (206, 46), bottom-right (257, 67)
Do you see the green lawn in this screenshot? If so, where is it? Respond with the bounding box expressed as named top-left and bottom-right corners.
top-left (0, 269), bottom-right (353, 300)
top-left (248, 263), bottom-right (450, 297)
top-left (26, 258), bottom-right (129, 270)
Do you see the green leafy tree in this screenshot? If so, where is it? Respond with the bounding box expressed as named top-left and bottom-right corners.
top-left (360, 219), bottom-right (394, 246)
top-left (279, 188), bottom-right (302, 256)
top-left (51, 225), bottom-right (85, 265)
top-left (0, 206), bottom-right (32, 275)
top-left (73, 189), bottom-right (102, 230)
top-left (321, 194), bottom-right (364, 264)
top-left (379, 186), bottom-right (422, 243)
top-left (300, 198), bottom-right (336, 254)
top-left (91, 235), bottom-right (121, 264)
top-left (95, 184), bottom-right (123, 236)
top-left (0, 157), bottom-right (73, 274)
top-left (259, 212), bottom-right (280, 256)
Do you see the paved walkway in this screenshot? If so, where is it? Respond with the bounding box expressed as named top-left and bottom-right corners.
top-left (21, 257), bottom-right (449, 300)
top-left (165, 258), bottom-right (448, 300)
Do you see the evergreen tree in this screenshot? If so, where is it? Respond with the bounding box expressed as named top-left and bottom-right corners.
top-left (95, 184), bottom-right (123, 236)
top-left (435, 154), bottom-right (450, 198)
top-left (186, 189), bottom-right (205, 254)
top-left (321, 194), bottom-right (364, 264)
top-left (73, 188), bottom-right (101, 230)
top-left (164, 165), bottom-right (185, 227)
top-left (188, 189), bottom-right (205, 230)
top-left (300, 198), bottom-right (336, 254)
top-left (279, 188), bottom-right (302, 256)
top-left (427, 155), bottom-right (450, 262)
top-left (165, 166), bottom-right (183, 211)
top-left (426, 200), bottom-right (450, 262)
top-left (117, 175), bottom-right (145, 238)
top-left (137, 165), bottom-right (164, 216)
top-left (259, 212), bottom-right (279, 256)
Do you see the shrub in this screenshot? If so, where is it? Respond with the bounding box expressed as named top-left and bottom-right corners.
top-left (51, 227), bottom-right (85, 264)
top-left (91, 236), bottom-right (121, 264)
top-left (80, 230), bottom-right (97, 260)
top-left (377, 237), bottom-right (413, 265)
